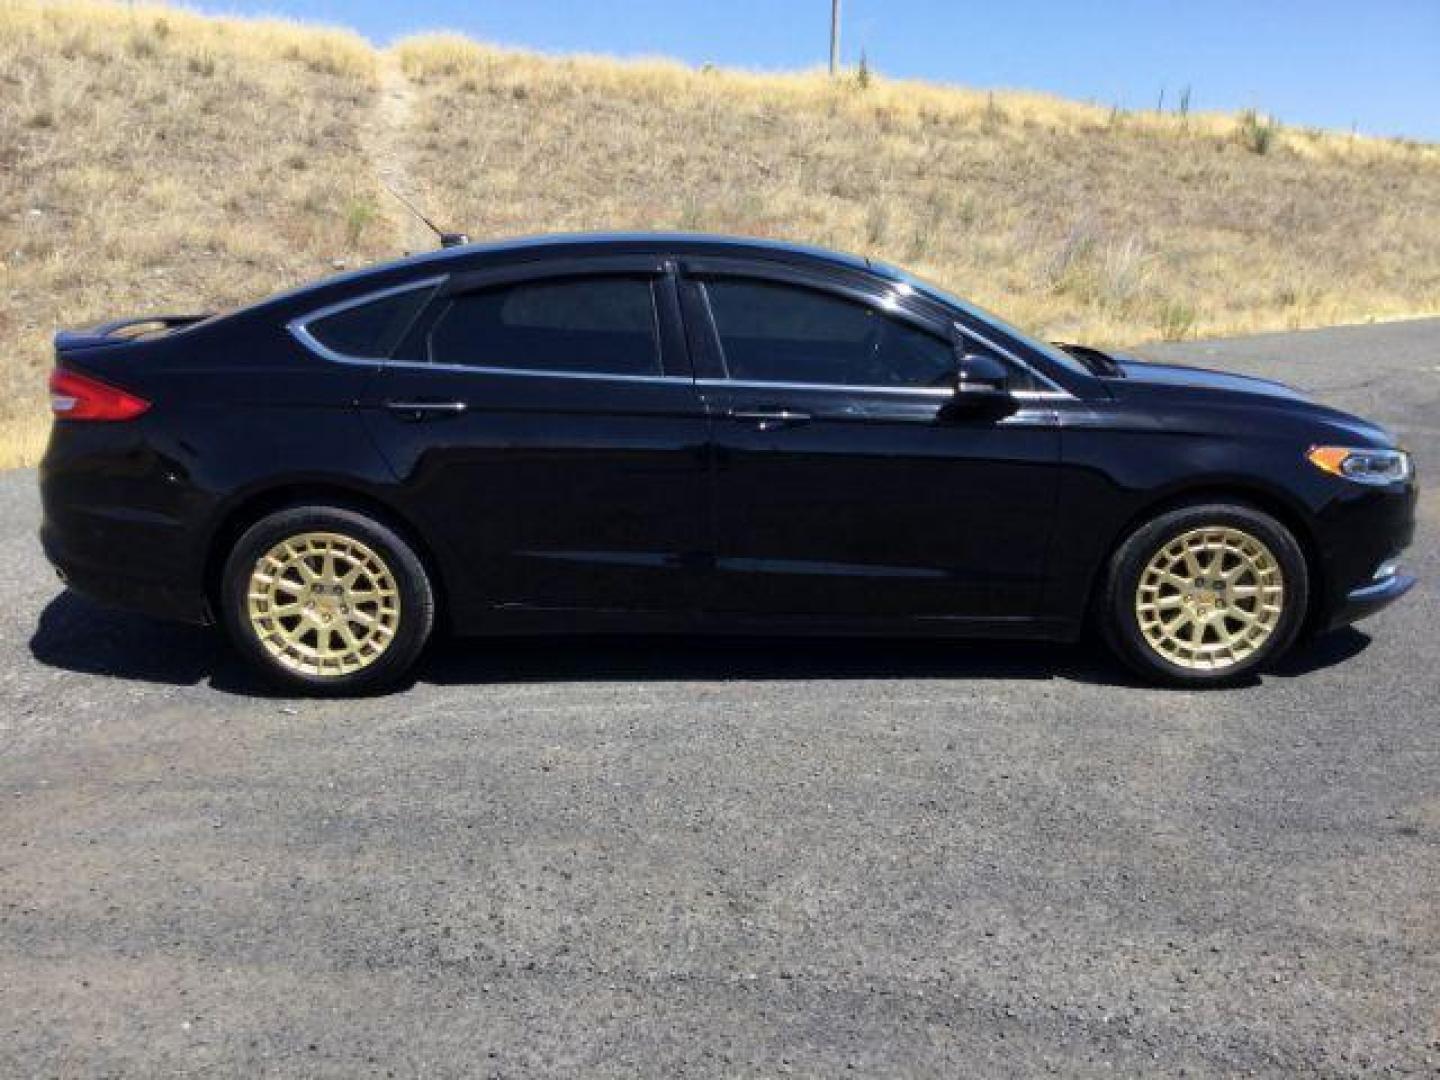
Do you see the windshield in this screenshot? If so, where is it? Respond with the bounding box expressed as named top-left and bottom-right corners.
top-left (871, 261), bottom-right (1094, 379)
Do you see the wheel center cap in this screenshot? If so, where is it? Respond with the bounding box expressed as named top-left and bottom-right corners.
top-left (312, 588), bottom-right (344, 615)
top-left (1185, 588), bottom-right (1224, 619)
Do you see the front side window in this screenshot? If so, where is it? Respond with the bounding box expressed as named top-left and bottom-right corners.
top-left (874, 261), bottom-right (1084, 383)
top-left (427, 276), bottom-right (661, 376)
top-left (702, 278), bottom-right (957, 389)
top-left (304, 283), bottom-right (436, 359)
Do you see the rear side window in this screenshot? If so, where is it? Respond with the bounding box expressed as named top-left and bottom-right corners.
top-left (703, 278), bottom-right (956, 388)
top-left (428, 277), bottom-right (661, 376)
top-left (305, 284), bottom-right (435, 359)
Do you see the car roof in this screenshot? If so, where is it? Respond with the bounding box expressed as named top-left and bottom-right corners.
top-left (405, 231), bottom-right (873, 272)
top-left (262, 232), bottom-right (879, 309)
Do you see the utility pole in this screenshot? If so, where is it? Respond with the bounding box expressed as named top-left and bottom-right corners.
top-left (829, 0), bottom-right (841, 76)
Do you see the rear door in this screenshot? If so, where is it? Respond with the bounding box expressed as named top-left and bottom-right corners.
top-left (679, 259), bottom-right (1062, 621)
top-left (358, 256), bottom-right (710, 620)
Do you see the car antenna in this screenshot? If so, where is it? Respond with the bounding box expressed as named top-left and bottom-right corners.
top-left (381, 181), bottom-right (469, 250)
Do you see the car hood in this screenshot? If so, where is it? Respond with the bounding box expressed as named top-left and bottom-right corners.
top-left (1111, 355), bottom-right (1312, 402)
top-left (1103, 354), bottom-right (1396, 448)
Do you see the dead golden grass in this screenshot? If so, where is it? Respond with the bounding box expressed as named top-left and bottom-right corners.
top-left (395, 34), bottom-right (1440, 348)
top-left (0, 0), bottom-right (392, 465)
top-left (2, 3), bottom-right (1439, 467)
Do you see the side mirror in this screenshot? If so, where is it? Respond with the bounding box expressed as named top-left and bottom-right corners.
top-left (954, 351), bottom-right (1010, 399)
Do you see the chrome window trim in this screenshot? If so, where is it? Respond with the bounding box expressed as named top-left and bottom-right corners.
top-left (287, 270), bottom-right (1074, 401)
top-left (290, 276), bottom-right (685, 384)
top-left (287, 276), bottom-right (447, 364)
top-left (382, 360), bottom-right (691, 385)
top-left (696, 378), bottom-right (1067, 401)
top-left (1009, 389), bottom-right (1073, 401)
top-left (955, 321), bottom-right (1071, 397)
top-left (699, 377), bottom-right (951, 397)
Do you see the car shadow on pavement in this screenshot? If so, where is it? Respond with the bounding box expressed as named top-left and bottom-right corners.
top-left (30, 589), bottom-right (1373, 695)
top-left (1268, 624), bottom-right (1372, 676)
top-left (29, 590), bottom-right (229, 688)
top-left (417, 633), bottom-right (1135, 687)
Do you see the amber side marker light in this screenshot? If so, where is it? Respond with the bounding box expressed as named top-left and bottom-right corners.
top-left (49, 368), bottom-right (150, 422)
top-left (1306, 445), bottom-right (1412, 485)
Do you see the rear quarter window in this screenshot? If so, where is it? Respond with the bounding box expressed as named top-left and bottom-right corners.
top-left (304, 284), bottom-right (436, 359)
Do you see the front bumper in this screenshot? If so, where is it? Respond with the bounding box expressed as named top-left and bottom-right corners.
top-left (1314, 477), bottom-right (1418, 632)
top-left (1324, 570), bottom-right (1417, 632)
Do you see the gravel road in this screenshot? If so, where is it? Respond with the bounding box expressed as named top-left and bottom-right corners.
top-left (1, 320), bottom-right (1437, 1077)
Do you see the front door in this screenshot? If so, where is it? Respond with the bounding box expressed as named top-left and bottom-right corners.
top-left (363, 258), bottom-right (710, 621)
top-left (681, 265), bottom-right (1061, 621)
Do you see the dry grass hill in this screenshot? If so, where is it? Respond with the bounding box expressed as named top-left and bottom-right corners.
top-left (3, 0), bottom-right (1439, 465)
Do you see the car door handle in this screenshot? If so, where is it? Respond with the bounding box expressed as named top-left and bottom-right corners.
top-left (727, 408), bottom-right (811, 431)
top-left (383, 400), bottom-right (469, 422)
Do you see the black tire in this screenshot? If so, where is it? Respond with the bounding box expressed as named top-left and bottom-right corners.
top-left (1100, 502), bottom-right (1309, 687)
top-left (220, 505), bottom-right (434, 696)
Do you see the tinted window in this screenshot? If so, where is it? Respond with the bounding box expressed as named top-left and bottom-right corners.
top-left (428, 277), bottom-right (661, 376)
top-left (703, 279), bottom-right (956, 388)
top-left (306, 284), bottom-right (434, 358)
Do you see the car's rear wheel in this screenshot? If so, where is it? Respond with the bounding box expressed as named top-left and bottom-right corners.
top-left (1101, 502), bottom-right (1308, 686)
top-left (221, 506), bottom-right (434, 695)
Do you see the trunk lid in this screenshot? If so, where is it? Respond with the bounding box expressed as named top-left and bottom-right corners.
top-left (54, 314), bottom-right (213, 354)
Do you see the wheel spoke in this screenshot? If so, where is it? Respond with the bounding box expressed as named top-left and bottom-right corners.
top-left (1203, 539), bottom-right (1226, 577)
top-left (1223, 562), bottom-right (1251, 585)
top-left (1227, 606), bottom-right (1260, 627)
top-left (1161, 611), bottom-right (1191, 638)
top-left (336, 622), bottom-right (362, 651)
top-left (1182, 546), bottom-right (1203, 580)
top-left (1150, 571), bottom-right (1192, 592)
top-left (1139, 594), bottom-right (1186, 614)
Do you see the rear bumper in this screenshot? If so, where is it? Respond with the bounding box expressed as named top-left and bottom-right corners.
top-left (41, 521), bottom-right (211, 624)
top-left (38, 426), bottom-right (213, 626)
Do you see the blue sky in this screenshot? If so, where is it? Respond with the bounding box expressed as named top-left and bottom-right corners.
top-left (197, 0), bottom-right (1439, 140)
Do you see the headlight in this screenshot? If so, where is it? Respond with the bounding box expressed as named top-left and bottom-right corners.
top-left (1306, 446), bottom-right (1412, 485)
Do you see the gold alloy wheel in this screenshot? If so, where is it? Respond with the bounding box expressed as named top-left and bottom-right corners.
top-left (246, 531), bottom-right (400, 678)
top-left (1135, 526), bottom-right (1285, 671)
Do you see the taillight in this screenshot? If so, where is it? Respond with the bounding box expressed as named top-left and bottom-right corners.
top-left (49, 368), bottom-right (150, 422)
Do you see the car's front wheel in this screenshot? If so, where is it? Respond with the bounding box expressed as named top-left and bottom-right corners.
top-left (1101, 502), bottom-right (1309, 686)
top-left (220, 506), bottom-right (435, 695)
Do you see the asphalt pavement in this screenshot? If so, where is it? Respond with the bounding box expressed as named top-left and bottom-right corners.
top-left (1, 319), bottom-right (1437, 1077)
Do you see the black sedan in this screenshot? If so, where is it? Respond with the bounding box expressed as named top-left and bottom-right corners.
top-left (39, 233), bottom-right (1417, 693)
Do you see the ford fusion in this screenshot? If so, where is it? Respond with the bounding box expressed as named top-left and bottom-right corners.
top-left (39, 234), bottom-right (1417, 693)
